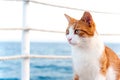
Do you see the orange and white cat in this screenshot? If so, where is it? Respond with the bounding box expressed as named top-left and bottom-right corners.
top-left (64, 11), bottom-right (120, 80)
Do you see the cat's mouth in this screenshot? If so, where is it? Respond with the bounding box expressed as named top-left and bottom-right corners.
top-left (68, 41), bottom-right (77, 45)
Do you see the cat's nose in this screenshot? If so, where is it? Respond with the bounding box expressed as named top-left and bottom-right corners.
top-left (68, 38), bottom-right (72, 42)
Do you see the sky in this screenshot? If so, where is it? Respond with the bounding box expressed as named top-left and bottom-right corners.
top-left (0, 0), bottom-right (120, 42)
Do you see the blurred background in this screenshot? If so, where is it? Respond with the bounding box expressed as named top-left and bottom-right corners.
top-left (0, 0), bottom-right (120, 80)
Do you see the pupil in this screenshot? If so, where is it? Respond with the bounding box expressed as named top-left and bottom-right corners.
top-left (75, 30), bottom-right (78, 34)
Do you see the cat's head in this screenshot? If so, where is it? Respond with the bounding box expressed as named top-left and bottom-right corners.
top-left (65, 11), bottom-right (96, 46)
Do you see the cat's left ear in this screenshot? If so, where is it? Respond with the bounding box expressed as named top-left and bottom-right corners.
top-left (81, 11), bottom-right (94, 27)
top-left (64, 14), bottom-right (76, 24)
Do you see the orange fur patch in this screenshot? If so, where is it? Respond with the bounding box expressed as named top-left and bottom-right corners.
top-left (100, 46), bottom-right (120, 79)
top-left (65, 11), bottom-right (96, 37)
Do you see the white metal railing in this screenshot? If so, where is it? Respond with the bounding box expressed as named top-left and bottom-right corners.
top-left (21, 0), bottom-right (30, 80)
top-left (0, 55), bottom-right (71, 60)
top-left (0, 27), bottom-right (120, 36)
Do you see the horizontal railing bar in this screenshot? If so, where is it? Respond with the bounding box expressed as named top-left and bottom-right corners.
top-left (0, 55), bottom-right (28, 60)
top-left (100, 34), bottom-right (120, 36)
top-left (0, 55), bottom-right (72, 60)
top-left (0, 54), bottom-right (120, 61)
top-left (0, 27), bottom-right (120, 36)
top-left (31, 55), bottom-right (72, 59)
top-left (0, 28), bottom-right (31, 31)
top-left (5, 0), bottom-right (120, 15)
top-left (30, 28), bottom-right (65, 33)
top-left (0, 28), bottom-right (64, 33)
top-left (0, 28), bottom-right (22, 30)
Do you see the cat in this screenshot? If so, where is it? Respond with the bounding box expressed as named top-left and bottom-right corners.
top-left (64, 11), bottom-right (120, 80)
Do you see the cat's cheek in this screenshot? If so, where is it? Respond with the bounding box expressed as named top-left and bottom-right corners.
top-left (70, 38), bottom-right (81, 45)
top-left (66, 34), bottom-right (80, 45)
top-left (72, 36), bottom-right (81, 44)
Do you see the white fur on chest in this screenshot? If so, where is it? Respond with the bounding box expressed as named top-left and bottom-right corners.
top-left (71, 36), bottom-right (105, 80)
top-left (72, 48), bottom-right (101, 80)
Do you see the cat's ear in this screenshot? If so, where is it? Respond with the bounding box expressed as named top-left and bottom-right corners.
top-left (81, 11), bottom-right (94, 27)
top-left (64, 14), bottom-right (76, 24)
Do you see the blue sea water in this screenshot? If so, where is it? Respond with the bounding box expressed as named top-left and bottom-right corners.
top-left (0, 42), bottom-right (120, 80)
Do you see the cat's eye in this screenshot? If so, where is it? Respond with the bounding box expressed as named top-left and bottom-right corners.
top-left (74, 29), bottom-right (80, 34)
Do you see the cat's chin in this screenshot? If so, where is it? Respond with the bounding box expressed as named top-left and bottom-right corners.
top-left (68, 41), bottom-right (78, 46)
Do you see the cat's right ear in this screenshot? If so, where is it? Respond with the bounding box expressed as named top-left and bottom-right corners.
top-left (64, 14), bottom-right (76, 23)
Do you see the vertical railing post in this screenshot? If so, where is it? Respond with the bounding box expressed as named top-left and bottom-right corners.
top-left (21, 0), bottom-right (30, 80)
